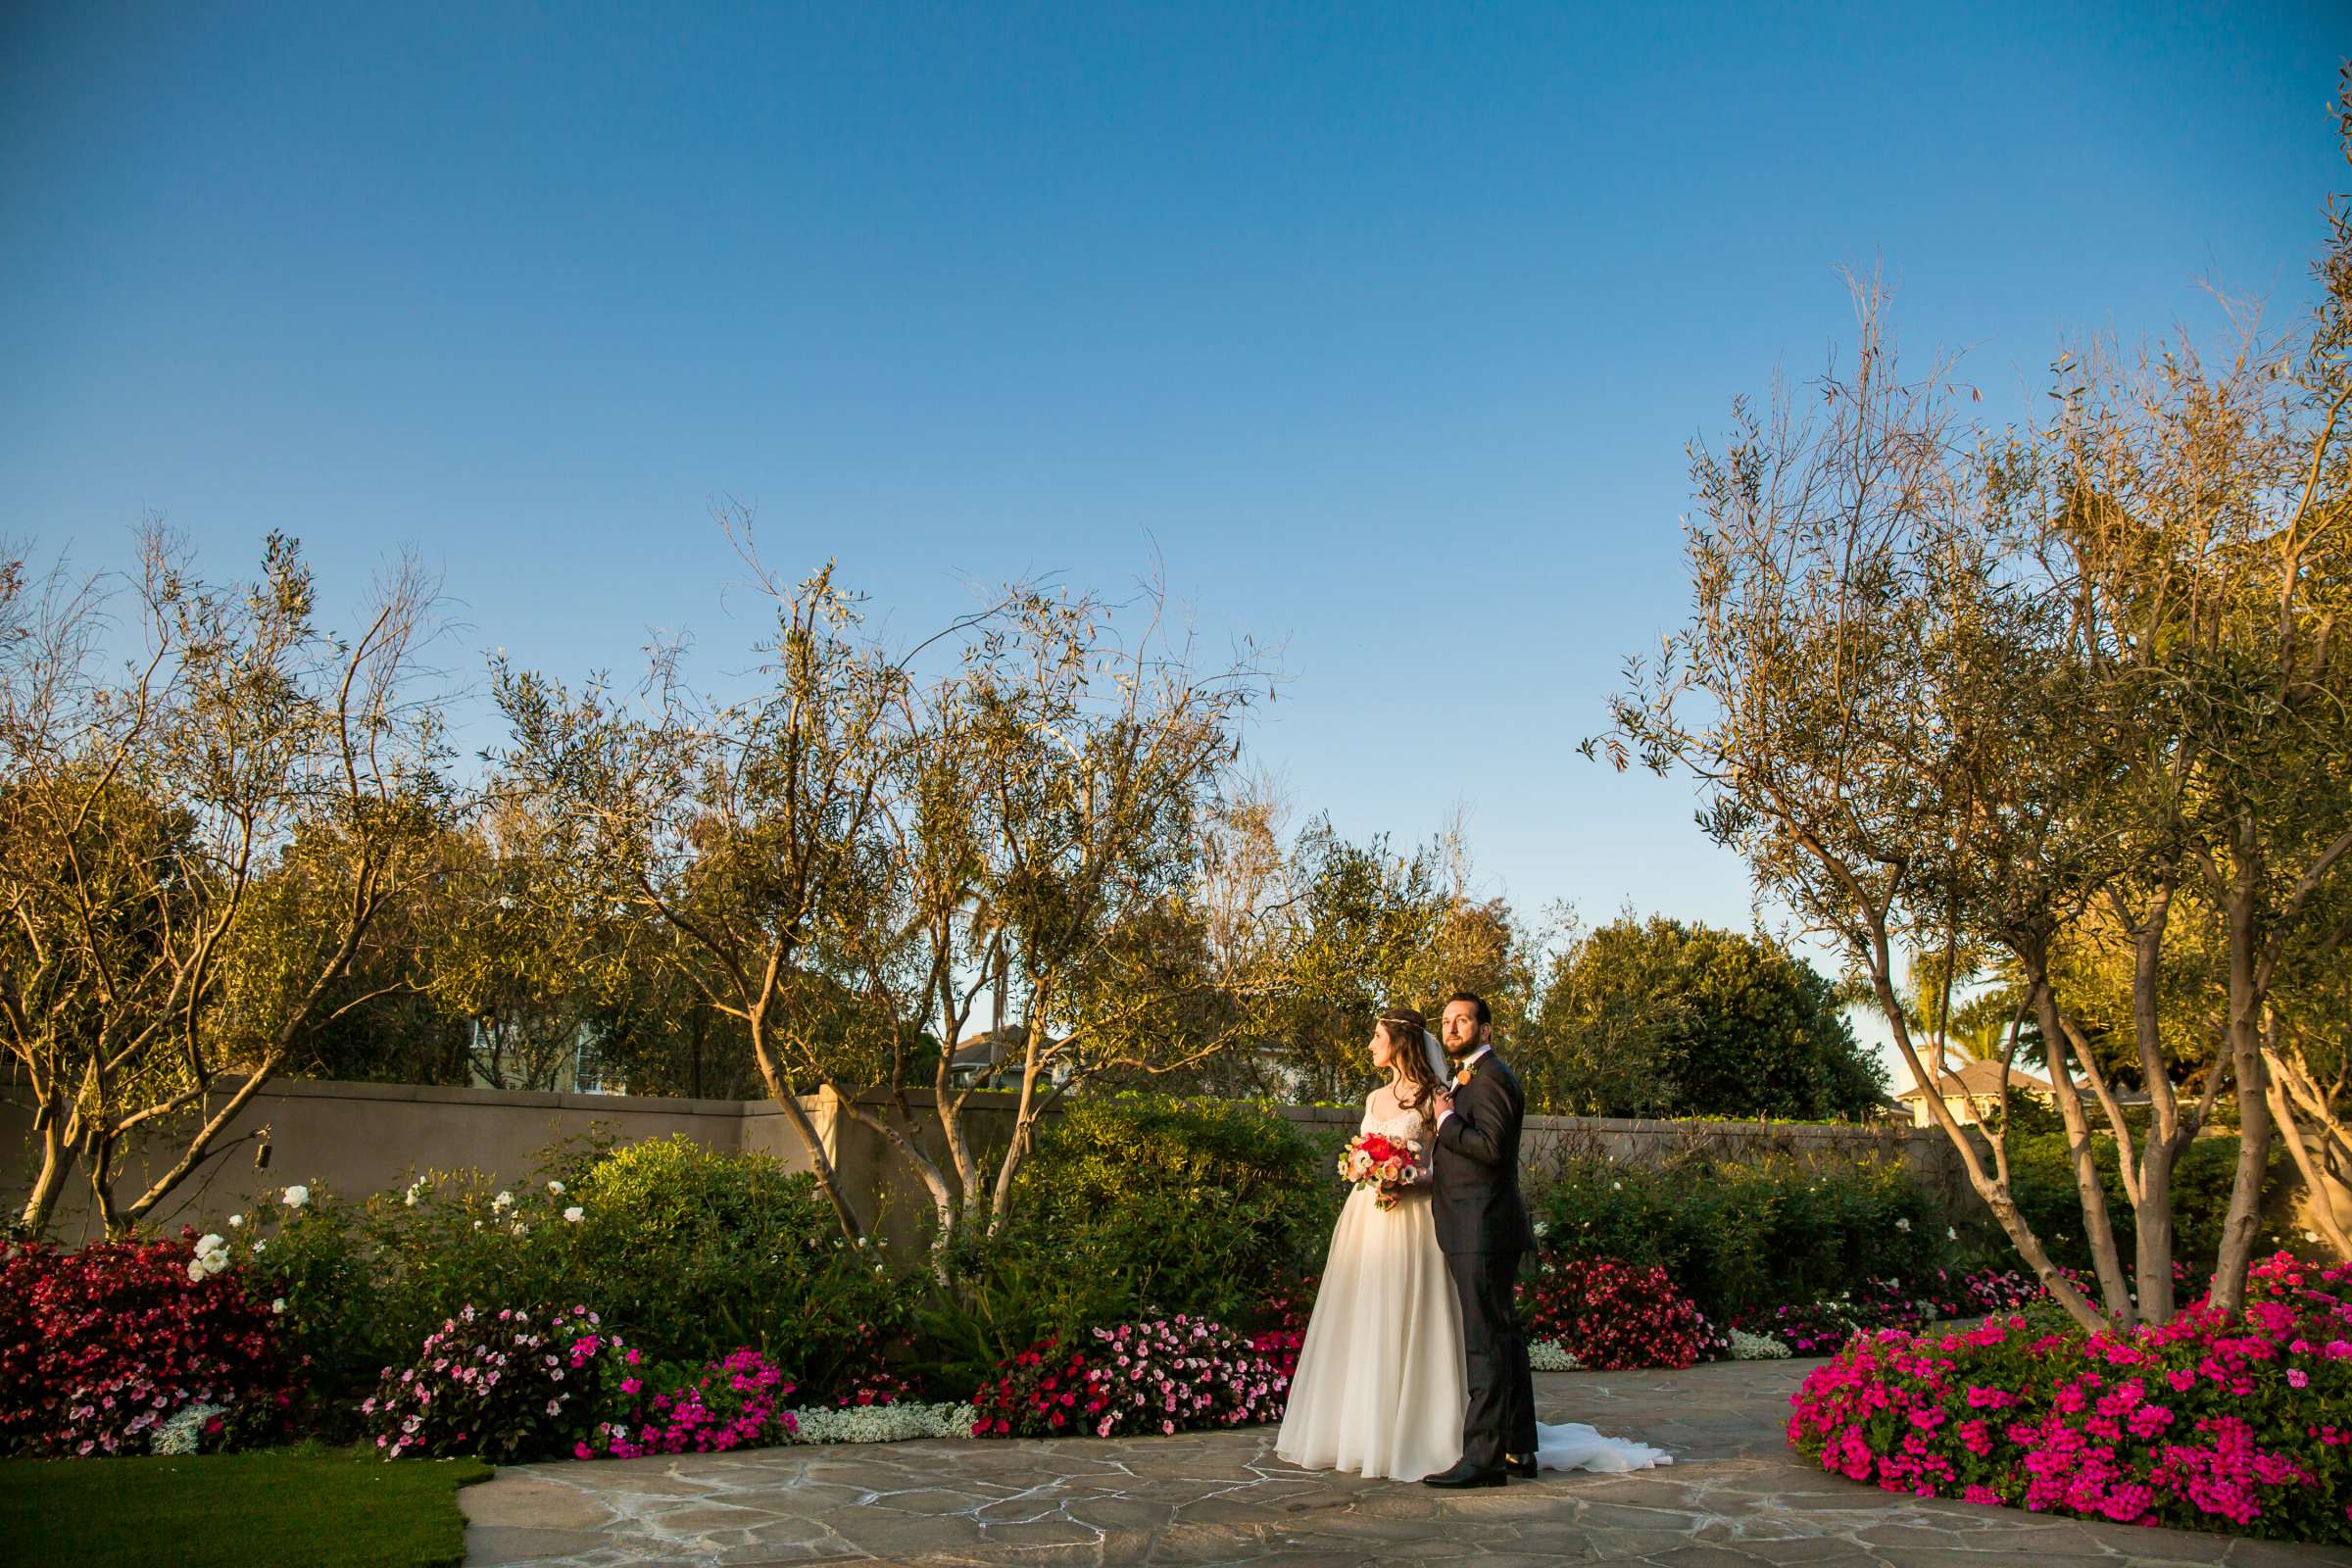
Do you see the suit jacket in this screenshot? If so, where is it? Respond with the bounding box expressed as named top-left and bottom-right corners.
top-left (1431, 1048), bottom-right (1542, 1256)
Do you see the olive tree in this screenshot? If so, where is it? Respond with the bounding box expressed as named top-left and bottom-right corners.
top-left (1, 526), bottom-right (448, 1236)
top-left (494, 532), bottom-right (1269, 1247)
top-left (1590, 286), bottom-right (2123, 1328)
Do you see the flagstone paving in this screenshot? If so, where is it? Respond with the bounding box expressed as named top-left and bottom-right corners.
top-left (463, 1359), bottom-right (2349, 1567)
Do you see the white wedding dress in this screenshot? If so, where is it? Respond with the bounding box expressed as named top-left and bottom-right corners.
top-left (1274, 1084), bottom-right (1674, 1482)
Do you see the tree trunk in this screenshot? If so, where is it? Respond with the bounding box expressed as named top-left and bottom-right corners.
top-left (16, 1102), bottom-right (74, 1237)
top-left (1865, 932), bottom-right (2105, 1331)
top-left (2122, 886), bottom-right (2188, 1323)
top-left (986, 1013), bottom-right (1054, 1236)
top-left (2269, 1062), bottom-right (2352, 1259)
top-left (837, 1097), bottom-right (958, 1276)
top-left (745, 1012), bottom-right (864, 1243)
top-left (2208, 872), bottom-right (2276, 1313)
top-left (2030, 972), bottom-right (2134, 1325)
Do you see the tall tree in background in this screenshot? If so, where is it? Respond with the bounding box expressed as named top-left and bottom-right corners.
top-left (1521, 915), bottom-right (1883, 1120)
top-left (828, 575), bottom-right (1272, 1247)
top-left (492, 549), bottom-right (916, 1239)
top-left (1, 527), bottom-right (449, 1237)
top-left (1598, 88), bottom-right (2352, 1325)
top-left (495, 529), bottom-right (1268, 1247)
top-left (1592, 282), bottom-right (2125, 1329)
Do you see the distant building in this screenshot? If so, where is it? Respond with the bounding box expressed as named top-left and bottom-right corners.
top-left (949, 1025), bottom-right (1069, 1092)
top-left (465, 1019), bottom-right (619, 1096)
top-left (1894, 1057), bottom-right (2147, 1128)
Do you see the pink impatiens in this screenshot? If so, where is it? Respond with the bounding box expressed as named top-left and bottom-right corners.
top-left (575, 1348), bottom-right (798, 1458)
top-left (969, 1315), bottom-right (1290, 1439)
top-left (1787, 1253), bottom-right (2352, 1545)
top-left (363, 1304), bottom-right (624, 1462)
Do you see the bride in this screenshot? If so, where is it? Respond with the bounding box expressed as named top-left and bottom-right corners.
top-left (1273, 1006), bottom-right (1672, 1483)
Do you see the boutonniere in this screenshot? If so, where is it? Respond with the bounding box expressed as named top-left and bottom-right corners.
top-left (1454, 1062), bottom-right (1479, 1088)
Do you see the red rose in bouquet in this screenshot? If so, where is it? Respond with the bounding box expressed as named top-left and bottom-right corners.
top-left (1338, 1132), bottom-right (1423, 1210)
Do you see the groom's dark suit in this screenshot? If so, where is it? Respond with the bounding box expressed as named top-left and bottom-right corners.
top-left (1431, 1047), bottom-right (1540, 1476)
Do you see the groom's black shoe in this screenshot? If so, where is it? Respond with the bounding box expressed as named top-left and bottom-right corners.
top-left (1422, 1459), bottom-right (1508, 1489)
top-left (1503, 1453), bottom-right (1538, 1479)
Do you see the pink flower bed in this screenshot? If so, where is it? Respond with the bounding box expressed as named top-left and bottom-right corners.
top-left (363, 1304), bottom-right (627, 1462)
top-left (0, 1234), bottom-right (300, 1457)
top-left (1522, 1257), bottom-right (1727, 1370)
top-left (1787, 1253), bottom-right (2352, 1545)
top-left (1248, 1280), bottom-right (1314, 1387)
top-left (577, 1348), bottom-right (798, 1458)
top-left (970, 1315), bottom-right (1290, 1439)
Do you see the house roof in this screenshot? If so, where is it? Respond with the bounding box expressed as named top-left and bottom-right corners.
top-left (951, 1028), bottom-right (1020, 1068)
top-left (1895, 1057), bottom-right (2154, 1105)
top-left (1895, 1058), bottom-right (2052, 1101)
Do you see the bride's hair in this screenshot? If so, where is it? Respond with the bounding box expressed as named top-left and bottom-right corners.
top-left (1376, 1006), bottom-right (1443, 1113)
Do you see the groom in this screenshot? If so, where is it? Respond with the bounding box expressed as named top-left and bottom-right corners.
top-left (1423, 990), bottom-right (1541, 1488)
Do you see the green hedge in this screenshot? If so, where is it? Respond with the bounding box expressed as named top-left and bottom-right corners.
top-left (1008, 1096), bottom-right (1335, 1322)
top-left (1530, 1153), bottom-right (1947, 1322)
top-left (242, 1136), bottom-right (909, 1402)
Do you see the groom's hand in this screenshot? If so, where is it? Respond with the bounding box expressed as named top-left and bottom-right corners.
top-left (1433, 1090), bottom-right (1455, 1119)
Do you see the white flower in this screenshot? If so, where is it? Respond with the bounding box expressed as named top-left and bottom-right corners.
top-left (227, 1214), bottom-right (243, 1229)
top-left (150, 1402), bottom-right (226, 1456)
top-left (1946, 1226), bottom-right (1958, 1242)
top-left (512, 1222), bottom-right (528, 1238)
top-left (492, 1191), bottom-right (514, 1211)
top-left (547, 1180), bottom-right (564, 1196)
top-left (196, 1233), bottom-right (227, 1257)
top-left (472, 1220), bottom-right (483, 1230)
top-left (252, 1240), bottom-right (266, 1254)
top-left (2306, 1231), bottom-right (2322, 1245)
top-left (564, 1206), bottom-right (584, 1224)
top-left (271, 1298), bottom-right (285, 1314)
top-left (1729, 1328), bottom-right (1791, 1361)
top-left (281, 1185), bottom-right (310, 1209)
top-left (1531, 1220), bottom-right (1550, 1239)
top-left (1528, 1339), bottom-right (1581, 1372)
top-left (784, 1400), bottom-right (980, 1445)
top-left (1611, 1181), bottom-right (1622, 1192)
top-left (1894, 1217), bottom-right (1911, 1233)
top-left (404, 1183), bottom-right (421, 1207)
top-left (186, 1259), bottom-right (207, 1283)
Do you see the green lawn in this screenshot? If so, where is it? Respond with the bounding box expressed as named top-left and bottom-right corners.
top-left (0, 1444), bottom-right (493, 1568)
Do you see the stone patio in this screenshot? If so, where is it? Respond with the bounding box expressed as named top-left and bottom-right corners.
top-left (462, 1359), bottom-right (2350, 1567)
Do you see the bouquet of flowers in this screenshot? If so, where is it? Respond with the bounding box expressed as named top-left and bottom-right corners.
top-left (1338, 1132), bottom-right (1423, 1210)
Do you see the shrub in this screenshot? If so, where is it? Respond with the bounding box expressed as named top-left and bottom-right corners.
top-left (363, 1303), bottom-right (627, 1462)
top-left (2001, 1133), bottom-right (2287, 1278)
top-left (578, 1348), bottom-right (798, 1458)
top-left (1531, 1152), bottom-right (1946, 1323)
top-left (318, 1138), bottom-right (914, 1400)
top-left (1786, 1253), bottom-right (2352, 1544)
top-left (969, 1315), bottom-right (1290, 1439)
top-left (0, 1234), bottom-right (301, 1457)
top-left (222, 1187), bottom-right (378, 1402)
top-left (1521, 1257), bottom-right (1726, 1371)
top-left (1010, 1098), bottom-right (1333, 1326)
top-left (558, 1137), bottom-right (912, 1391)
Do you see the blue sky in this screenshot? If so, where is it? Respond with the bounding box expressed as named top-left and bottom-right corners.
top-left (3, 3), bottom-right (2344, 1063)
